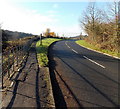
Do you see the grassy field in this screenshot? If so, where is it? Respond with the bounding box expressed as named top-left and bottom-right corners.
top-left (36, 38), bottom-right (62, 67)
top-left (76, 40), bottom-right (120, 58)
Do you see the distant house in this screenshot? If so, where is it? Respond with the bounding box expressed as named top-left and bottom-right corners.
top-left (49, 32), bottom-right (56, 37)
top-left (43, 32), bottom-right (57, 37)
top-left (43, 28), bottom-right (57, 38)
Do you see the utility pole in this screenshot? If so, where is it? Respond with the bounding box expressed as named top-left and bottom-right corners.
top-left (40, 33), bottom-right (42, 46)
top-left (80, 32), bottom-right (82, 40)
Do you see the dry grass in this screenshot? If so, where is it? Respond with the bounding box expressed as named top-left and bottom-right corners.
top-left (3, 36), bottom-right (36, 51)
top-left (76, 40), bottom-right (120, 58)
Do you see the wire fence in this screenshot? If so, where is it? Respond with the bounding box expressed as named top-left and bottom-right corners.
top-left (1, 37), bottom-right (39, 89)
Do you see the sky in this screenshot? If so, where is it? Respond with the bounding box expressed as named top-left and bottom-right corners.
top-left (0, 0), bottom-right (116, 37)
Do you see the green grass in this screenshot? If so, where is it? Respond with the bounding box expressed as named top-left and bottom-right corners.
top-left (76, 40), bottom-right (120, 58)
top-left (36, 38), bottom-right (62, 67)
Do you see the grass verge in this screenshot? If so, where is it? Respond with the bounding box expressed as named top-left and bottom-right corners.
top-left (36, 38), bottom-right (62, 67)
top-left (76, 40), bottom-right (120, 58)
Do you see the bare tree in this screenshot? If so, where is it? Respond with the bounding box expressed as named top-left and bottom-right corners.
top-left (118, 1), bottom-right (120, 52)
top-left (107, 1), bottom-right (119, 34)
top-left (0, 23), bottom-right (2, 39)
top-left (0, 24), bottom-right (2, 53)
top-left (118, 1), bottom-right (120, 36)
top-left (80, 1), bottom-right (120, 52)
top-left (80, 2), bottom-right (104, 41)
top-left (107, 1), bottom-right (120, 51)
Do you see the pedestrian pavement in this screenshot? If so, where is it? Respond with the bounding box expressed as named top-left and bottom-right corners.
top-left (1, 43), bottom-right (51, 108)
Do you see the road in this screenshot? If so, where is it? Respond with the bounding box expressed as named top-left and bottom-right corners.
top-left (49, 40), bottom-right (119, 108)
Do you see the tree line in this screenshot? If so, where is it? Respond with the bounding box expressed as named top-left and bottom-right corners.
top-left (80, 1), bottom-right (120, 52)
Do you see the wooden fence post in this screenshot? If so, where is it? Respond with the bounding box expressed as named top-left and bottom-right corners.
top-left (16, 46), bottom-right (18, 66)
top-left (2, 54), bottom-right (4, 89)
top-left (8, 51), bottom-right (10, 78)
top-left (12, 48), bottom-right (14, 73)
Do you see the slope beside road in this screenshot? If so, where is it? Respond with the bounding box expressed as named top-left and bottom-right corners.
top-left (49, 40), bottom-right (119, 108)
top-left (2, 42), bottom-right (55, 108)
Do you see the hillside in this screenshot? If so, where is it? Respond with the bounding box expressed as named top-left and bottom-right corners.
top-left (2, 29), bottom-right (34, 41)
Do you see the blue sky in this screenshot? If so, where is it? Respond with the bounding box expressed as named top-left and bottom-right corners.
top-left (0, 0), bottom-right (113, 37)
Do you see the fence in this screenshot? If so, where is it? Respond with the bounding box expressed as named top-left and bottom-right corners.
top-left (1, 37), bottom-right (39, 89)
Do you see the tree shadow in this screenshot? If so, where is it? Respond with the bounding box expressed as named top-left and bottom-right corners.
top-left (74, 55), bottom-right (120, 85)
top-left (54, 49), bottom-right (119, 85)
top-left (6, 44), bottom-right (41, 108)
top-left (29, 43), bottom-right (41, 108)
top-left (48, 43), bottom-right (67, 108)
top-left (57, 55), bottom-right (119, 107)
top-left (5, 44), bottom-right (29, 108)
top-left (35, 56), bottom-right (41, 108)
top-left (48, 40), bottom-right (119, 108)
top-left (54, 68), bottom-right (84, 108)
top-left (6, 80), bottom-right (19, 109)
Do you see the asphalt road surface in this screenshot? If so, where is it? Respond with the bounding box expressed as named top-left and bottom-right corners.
top-left (50, 40), bottom-right (119, 108)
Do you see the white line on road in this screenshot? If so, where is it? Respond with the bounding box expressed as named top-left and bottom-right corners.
top-left (68, 46), bottom-right (70, 48)
top-left (71, 49), bottom-right (78, 54)
top-left (65, 41), bottom-right (105, 68)
top-left (65, 42), bottom-right (70, 48)
top-left (83, 56), bottom-right (105, 69)
top-left (65, 42), bottom-right (78, 53)
top-left (65, 41), bottom-right (67, 45)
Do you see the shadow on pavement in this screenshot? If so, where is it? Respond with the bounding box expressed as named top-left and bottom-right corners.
top-left (55, 49), bottom-right (119, 85)
top-left (6, 49), bottom-right (29, 109)
top-left (6, 44), bottom-right (41, 108)
top-left (6, 81), bottom-right (19, 109)
top-left (35, 63), bottom-right (41, 108)
top-left (54, 68), bottom-right (84, 108)
top-left (57, 55), bottom-right (118, 107)
top-left (48, 43), bottom-right (67, 108)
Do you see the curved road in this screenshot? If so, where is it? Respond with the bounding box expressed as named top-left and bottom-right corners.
top-left (50, 40), bottom-right (119, 107)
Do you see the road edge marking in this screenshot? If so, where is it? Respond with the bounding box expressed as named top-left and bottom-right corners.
top-left (65, 42), bottom-right (78, 54)
top-left (71, 49), bottom-right (78, 54)
top-left (65, 41), bottom-right (105, 68)
top-left (65, 41), bottom-right (70, 48)
top-left (83, 56), bottom-right (105, 69)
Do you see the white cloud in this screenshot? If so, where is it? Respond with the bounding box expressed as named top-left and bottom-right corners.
top-left (0, 1), bottom-right (59, 35)
top-left (47, 10), bottom-right (57, 14)
top-left (48, 23), bottom-right (86, 37)
top-left (46, 10), bottom-right (59, 18)
top-left (0, 0), bottom-right (86, 37)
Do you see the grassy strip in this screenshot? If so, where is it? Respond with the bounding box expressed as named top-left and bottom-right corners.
top-left (76, 40), bottom-right (120, 58)
top-left (36, 38), bottom-right (62, 67)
